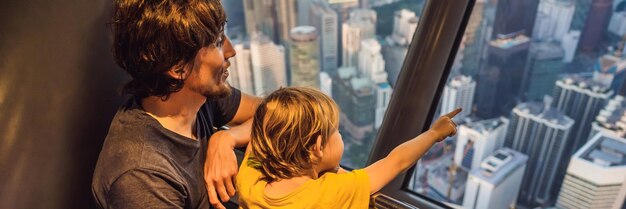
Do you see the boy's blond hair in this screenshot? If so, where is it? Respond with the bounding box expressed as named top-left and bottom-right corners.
top-left (249, 87), bottom-right (340, 182)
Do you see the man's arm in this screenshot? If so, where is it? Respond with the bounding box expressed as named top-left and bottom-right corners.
top-left (205, 92), bottom-right (260, 209)
top-left (227, 93), bottom-right (262, 126)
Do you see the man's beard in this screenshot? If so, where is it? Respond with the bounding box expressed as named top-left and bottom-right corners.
top-left (200, 81), bottom-right (231, 100)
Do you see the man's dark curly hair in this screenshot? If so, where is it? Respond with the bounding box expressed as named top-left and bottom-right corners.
top-left (111, 0), bottom-right (226, 98)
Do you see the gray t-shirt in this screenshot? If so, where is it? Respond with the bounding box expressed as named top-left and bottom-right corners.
top-left (92, 88), bottom-right (241, 209)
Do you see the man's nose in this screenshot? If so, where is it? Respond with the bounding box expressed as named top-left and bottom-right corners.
top-left (223, 36), bottom-right (236, 59)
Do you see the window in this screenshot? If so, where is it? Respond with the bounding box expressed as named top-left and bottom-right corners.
top-left (405, 0), bottom-right (626, 209)
top-left (223, 0), bottom-right (427, 169)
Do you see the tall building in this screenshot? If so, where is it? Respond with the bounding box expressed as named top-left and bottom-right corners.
top-left (593, 54), bottom-right (626, 94)
top-left (521, 42), bottom-right (565, 102)
top-left (592, 95), bottom-right (626, 138)
top-left (441, 75), bottom-right (476, 120)
top-left (358, 39), bottom-right (386, 83)
top-left (556, 133), bottom-right (626, 209)
top-left (454, 117), bottom-right (510, 170)
top-left (243, 0), bottom-right (278, 42)
top-left (475, 33), bottom-right (531, 118)
top-left (390, 9), bottom-right (418, 46)
top-left (381, 43), bottom-right (407, 86)
top-left (562, 30), bottom-right (582, 62)
top-left (374, 82), bottom-right (392, 129)
top-left (532, 0), bottom-right (575, 42)
top-left (320, 71), bottom-right (333, 97)
top-left (458, 0), bottom-right (488, 77)
top-left (579, 0), bottom-right (614, 52)
top-left (552, 74), bottom-right (614, 189)
top-left (571, 0), bottom-right (592, 30)
top-left (309, 2), bottom-right (339, 74)
top-left (609, 11), bottom-right (626, 36)
top-left (342, 9), bottom-right (376, 68)
top-left (332, 67), bottom-right (375, 141)
top-left (492, 0), bottom-right (540, 37)
top-left (462, 148), bottom-right (528, 209)
top-left (229, 42), bottom-right (255, 95)
top-left (250, 34), bottom-right (287, 96)
top-left (504, 99), bottom-right (574, 208)
top-left (289, 26), bottom-right (321, 88)
top-left (276, 0), bottom-right (297, 45)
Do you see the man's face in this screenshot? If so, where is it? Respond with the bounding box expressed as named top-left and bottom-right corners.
top-left (185, 35), bottom-right (236, 99)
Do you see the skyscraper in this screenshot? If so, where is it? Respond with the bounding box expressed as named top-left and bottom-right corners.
top-left (250, 34), bottom-right (287, 96)
top-left (592, 54), bottom-right (626, 94)
top-left (289, 26), bottom-right (321, 88)
top-left (332, 67), bottom-right (375, 141)
top-left (521, 42), bottom-right (565, 102)
top-left (309, 2), bottom-right (339, 74)
top-left (374, 82), bottom-right (392, 129)
top-left (229, 42), bottom-right (255, 95)
top-left (243, 0), bottom-right (278, 42)
top-left (492, 0), bottom-right (540, 37)
top-left (454, 117), bottom-right (510, 170)
top-left (458, 0), bottom-right (488, 77)
top-left (320, 71), bottom-right (333, 97)
top-left (579, 0), bottom-right (614, 52)
top-left (276, 0), bottom-right (297, 45)
top-left (609, 10), bottom-right (626, 36)
top-left (504, 99), bottom-right (574, 208)
top-left (553, 74), bottom-right (614, 156)
top-left (475, 33), bottom-right (531, 118)
top-left (441, 75), bottom-right (476, 120)
top-left (462, 148), bottom-right (528, 209)
top-left (390, 9), bottom-right (418, 46)
top-left (562, 30), bottom-right (582, 62)
top-left (532, 0), bottom-right (575, 42)
top-left (556, 133), bottom-right (626, 209)
top-left (358, 39), bottom-right (386, 83)
top-left (342, 9), bottom-right (376, 68)
top-left (591, 95), bottom-right (626, 138)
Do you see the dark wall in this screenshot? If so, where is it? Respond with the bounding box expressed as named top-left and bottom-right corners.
top-left (0, 0), bottom-right (128, 208)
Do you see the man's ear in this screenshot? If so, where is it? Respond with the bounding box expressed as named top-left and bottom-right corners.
top-left (167, 63), bottom-right (189, 80)
top-left (311, 135), bottom-right (324, 163)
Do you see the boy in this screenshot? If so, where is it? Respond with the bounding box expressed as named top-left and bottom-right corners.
top-left (235, 87), bottom-right (460, 208)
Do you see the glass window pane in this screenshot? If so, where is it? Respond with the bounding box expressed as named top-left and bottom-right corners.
top-left (407, 0), bottom-right (626, 209)
top-left (223, 0), bottom-right (427, 169)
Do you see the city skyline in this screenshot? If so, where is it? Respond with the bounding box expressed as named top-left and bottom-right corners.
top-left (224, 0), bottom-right (626, 208)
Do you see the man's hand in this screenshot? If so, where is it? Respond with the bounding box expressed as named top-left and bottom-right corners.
top-left (204, 131), bottom-right (238, 209)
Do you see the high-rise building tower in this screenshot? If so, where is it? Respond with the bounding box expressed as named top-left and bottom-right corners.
top-left (592, 95), bottom-right (626, 138)
top-left (553, 74), bottom-right (614, 157)
top-left (332, 67), bottom-right (375, 141)
top-left (289, 26), bottom-right (321, 88)
top-left (374, 82), bottom-right (392, 129)
top-left (309, 2), bottom-right (339, 74)
top-left (475, 33), bottom-right (531, 118)
top-left (390, 9), bottom-right (418, 46)
top-left (562, 30), bottom-right (582, 63)
top-left (609, 11), bottom-right (626, 36)
top-left (441, 75), bottom-right (476, 120)
top-left (579, 0), bottom-right (614, 52)
top-left (243, 0), bottom-right (278, 42)
top-left (358, 39), bottom-right (386, 83)
top-left (320, 71), bottom-right (333, 97)
top-left (556, 133), bottom-right (626, 209)
top-left (342, 9), bottom-right (376, 68)
top-left (492, 0), bottom-right (540, 37)
top-left (532, 0), bottom-right (575, 42)
top-left (504, 99), bottom-right (574, 208)
top-left (458, 0), bottom-right (488, 77)
top-left (454, 117), bottom-right (510, 170)
top-left (276, 0), bottom-right (297, 45)
top-left (229, 42), bottom-right (255, 95)
top-left (521, 42), bottom-right (565, 102)
top-left (463, 148), bottom-right (528, 209)
top-left (250, 34), bottom-right (287, 96)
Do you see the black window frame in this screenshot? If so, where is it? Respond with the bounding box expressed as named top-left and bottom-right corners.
top-left (365, 0), bottom-right (476, 208)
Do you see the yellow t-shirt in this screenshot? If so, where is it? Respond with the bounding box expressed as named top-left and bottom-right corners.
top-left (236, 154), bottom-right (370, 209)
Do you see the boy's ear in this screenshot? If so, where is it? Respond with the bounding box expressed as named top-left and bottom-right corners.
top-left (312, 135), bottom-right (324, 160)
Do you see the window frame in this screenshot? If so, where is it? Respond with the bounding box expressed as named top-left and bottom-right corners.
top-left (365, 0), bottom-right (476, 208)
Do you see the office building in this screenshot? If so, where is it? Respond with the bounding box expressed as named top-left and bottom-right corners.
top-left (332, 67), bottom-right (375, 141)
top-left (358, 39), bottom-right (386, 83)
top-left (374, 81), bottom-right (392, 129)
top-left (556, 133), bottom-right (626, 209)
top-left (229, 42), bottom-right (255, 95)
top-left (441, 75), bottom-right (476, 120)
top-left (342, 9), bottom-right (376, 68)
top-left (591, 95), bottom-right (626, 138)
top-left (250, 34), bottom-right (287, 96)
top-left (309, 2), bottom-right (339, 73)
top-left (276, 0), bottom-right (297, 45)
top-left (562, 30), bottom-right (582, 63)
top-left (454, 117), bottom-right (510, 170)
top-left (504, 99), bottom-right (574, 208)
top-left (463, 148), bottom-right (528, 209)
top-left (243, 0), bottom-right (277, 42)
top-left (289, 26), bottom-right (321, 88)
top-left (609, 11), bottom-right (626, 36)
top-left (492, 0), bottom-right (540, 37)
top-left (521, 42), bottom-right (565, 102)
top-left (579, 0), bottom-right (614, 51)
top-left (390, 9), bottom-right (418, 46)
top-left (532, 0), bottom-right (575, 42)
top-left (320, 71), bottom-right (333, 97)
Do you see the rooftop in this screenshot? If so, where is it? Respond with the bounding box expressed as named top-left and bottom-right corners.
top-left (470, 148), bottom-right (528, 186)
top-left (580, 134), bottom-right (626, 167)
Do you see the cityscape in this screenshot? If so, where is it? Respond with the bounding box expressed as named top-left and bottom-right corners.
top-left (222, 0), bottom-right (626, 208)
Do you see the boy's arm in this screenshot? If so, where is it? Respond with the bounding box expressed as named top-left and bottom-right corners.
top-left (363, 108), bottom-right (461, 194)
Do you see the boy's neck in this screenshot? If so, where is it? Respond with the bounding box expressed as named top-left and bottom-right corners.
top-left (264, 169), bottom-right (319, 197)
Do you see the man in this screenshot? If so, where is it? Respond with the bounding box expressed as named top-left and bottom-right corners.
top-left (92, 0), bottom-right (259, 208)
